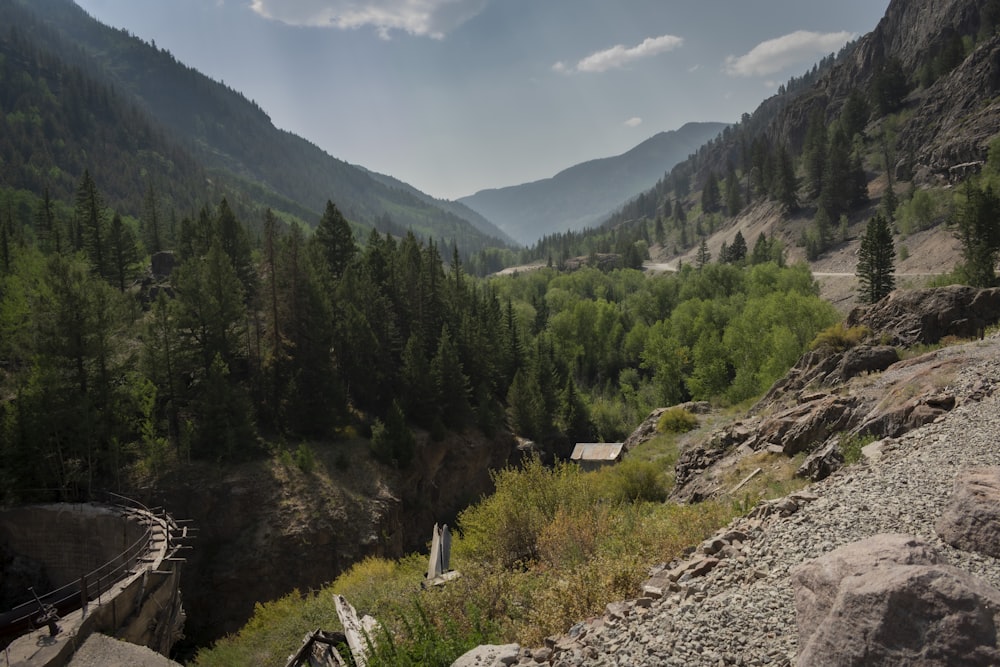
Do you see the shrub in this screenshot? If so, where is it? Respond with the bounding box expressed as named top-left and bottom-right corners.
top-left (809, 322), bottom-right (871, 352)
top-left (454, 457), bottom-right (596, 568)
top-left (295, 443), bottom-right (316, 473)
top-left (656, 407), bottom-right (699, 433)
top-left (839, 433), bottom-right (877, 465)
top-left (596, 458), bottom-right (669, 503)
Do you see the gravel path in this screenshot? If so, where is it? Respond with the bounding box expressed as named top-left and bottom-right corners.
top-left (546, 337), bottom-right (1000, 667)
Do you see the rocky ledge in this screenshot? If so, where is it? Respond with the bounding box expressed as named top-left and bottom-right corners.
top-left (455, 331), bottom-right (1000, 666)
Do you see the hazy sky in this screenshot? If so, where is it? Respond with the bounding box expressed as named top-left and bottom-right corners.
top-left (75, 0), bottom-right (890, 200)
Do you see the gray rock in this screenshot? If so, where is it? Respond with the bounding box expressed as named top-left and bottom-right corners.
top-left (936, 467), bottom-right (1000, 558)
top-left (451, 643), bottom-right (521, 667)
top-left (796, 440), bottom-right (844, 482)
top-left (796, 563), bottom-right (1000, 666)
top-left (790, 534), bottom-right (941, 644)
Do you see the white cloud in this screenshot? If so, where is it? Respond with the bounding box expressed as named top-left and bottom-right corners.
top-left (249, 0), bottom-right (488, 39)
top-left (687, 64), bottom-right (700, 73)
top-left (556, 34), bottom-right (684, 74)
top-left (724, 30), bottom-right (854, 77)
top-left (624, 117), bottom-right (643, 128)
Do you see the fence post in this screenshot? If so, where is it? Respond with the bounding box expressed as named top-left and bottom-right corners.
top-left (79, 575), bottom-right (88, 616)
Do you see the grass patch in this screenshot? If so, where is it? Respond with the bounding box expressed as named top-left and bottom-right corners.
top-left (810, 323), bottom-right (871, 353)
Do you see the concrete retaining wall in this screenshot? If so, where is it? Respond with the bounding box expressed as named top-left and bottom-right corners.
top-left (0, 503), bottom-right (186, 667)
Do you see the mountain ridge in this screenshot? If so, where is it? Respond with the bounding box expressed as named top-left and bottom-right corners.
top-left (2, 0), bottom-right (510, 255)
top-left (459, 122), bottom-right (727, 245)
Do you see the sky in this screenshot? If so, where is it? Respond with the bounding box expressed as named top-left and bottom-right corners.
top-left (74, 0), bottom-right (891, 201)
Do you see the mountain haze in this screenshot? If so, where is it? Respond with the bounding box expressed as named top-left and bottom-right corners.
top-left (1, 0), bottom-right (509, 254)
top-left (459, 122), bottom-right (727, 245)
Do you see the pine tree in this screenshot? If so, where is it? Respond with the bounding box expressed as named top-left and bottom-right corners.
top-left (313, 200), bottom-right (356, 280)
top-left (774, 145), bottom-right (799, 212)
top-left (107, 213), bottom-right (140, 292)
top-left (75, 170), bottom-right (108, 279)
top-left (696, 238), bottom-right (711, 270)
top-left (729, 231), bottom-right (747, 264)
top-left (701, 172), bottom-right (721, 213)
top-left (725, 162), bottom-right (743, 216)
top-left (953, 182), bottom-right (1000, 287)
top-left (856, 213), bottom-right (896, 303)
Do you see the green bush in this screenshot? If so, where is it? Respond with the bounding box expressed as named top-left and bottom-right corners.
top-left (596, 457), bottom-right (669, 502)
top-left (839, 433), bottom-right (877, 465)
top-left (656, 407), bottom-right (699, 434)
top-left (294, 443), bottom-right (315, 474)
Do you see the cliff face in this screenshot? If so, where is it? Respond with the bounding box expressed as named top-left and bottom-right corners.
top-left (135, 430), bottom-right (516, 652)
top-left (757, 0), bottom-right (998, 176)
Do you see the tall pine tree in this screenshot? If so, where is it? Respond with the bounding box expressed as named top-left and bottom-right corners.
top-left (856, 213), bottom-right (896, 303)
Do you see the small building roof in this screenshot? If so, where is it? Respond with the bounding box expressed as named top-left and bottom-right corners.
top-left (570, 443), bottom-right (625, 462)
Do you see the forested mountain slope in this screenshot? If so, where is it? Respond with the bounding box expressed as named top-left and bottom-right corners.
top-left (531, 0), bottom-right (1000, 285)
top-left (0, 0), bottom-right (508, 255)
top-left (460, 122), bottom-right (726, 245)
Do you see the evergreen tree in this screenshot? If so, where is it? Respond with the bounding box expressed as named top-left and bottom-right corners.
top-left (725, 162), bottom-right (743, 216)
top-left (701, 172), bottom-right (721, 213)
top-left (871, 57), bottom-right (909, 116)
top-left (953, 182), bottom-right (1000, 287)
top-left (432, 324), bottom-right (472, 429)
top-left (142, 182), bottom-right (163, 254)
top-left (729, 231), bottom-right (747, 264)
top-left (107, 213), bottom-right (140, 292)
top-left (75, 170), bottom-right (108, 279)
top-left (856, 213), bottom-right (896, 303)
top-left (803, 108), bottom-right (828, 199)
top-left (313, 200), bottom-right (356, 280)
top-left (750, 233), bottom-right (771, 265)
top-left (840, 89), bottom-right (870, 140)
top-left (774, 145), bottom-right (799, 212)
top-left (696, 238), bottom-right (711, 270)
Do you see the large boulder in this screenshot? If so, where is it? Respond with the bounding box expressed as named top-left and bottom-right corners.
top-left (450, 644), bottom-right (520, 667)
top-left (792, 535), bottom-right (1000, 666)
top-left (936, 467), bottom-right (1000, 558)
top-left (755, 394), bottom-right (858, 456)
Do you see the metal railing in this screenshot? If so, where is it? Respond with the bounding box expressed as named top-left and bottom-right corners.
top-left (0, 493), bottom-right (165, 645)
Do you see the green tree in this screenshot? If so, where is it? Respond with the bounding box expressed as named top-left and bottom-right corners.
top-left (953, 182), bottom-right (1000, 287)
top-left (107, 213), bottom-right (140, 292)
top-left (729, 231), bottom-right (747, 264)
top-left (803, 108), bottom-right (828, 199)
top-left (74, 170), bottom-right (108, 279)
top-left (725, 162), bottom-right (743, 216)
top-left (313, 200), bottom-right (356, 281)
top-left (696, 238), bottom-right (711, 269)
top-left (871, 57), bottom-right (909, 116)
top-left (701, 172), bottom-right (721, 213)
top-left (840, 89), bottom-right (870, 140)
top-left (856, 213), bottom-right (896, 303)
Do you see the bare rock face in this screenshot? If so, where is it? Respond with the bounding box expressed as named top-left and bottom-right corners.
top-left (792, 535), bottom-right (1000, 667)
top-left (796, 441), bottom-right (844, 482)
top-left (756, 346), bottom-right (898, 409)
top-left (846, 286), bottom-right (1000, 347)
top-left (936, 467), bottom-right (1000, 558)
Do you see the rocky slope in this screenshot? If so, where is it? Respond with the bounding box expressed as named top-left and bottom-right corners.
top-left (455, 287), bottom-right (1000, 666)
top-left (516, 335), bottom-right (1000, 666)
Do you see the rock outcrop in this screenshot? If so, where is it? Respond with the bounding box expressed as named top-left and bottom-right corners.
top-left (846, 286), bottom-right (1000, 347)
top-left (936, 467), bottom-right (1000, 559)
top-left (792, 535), bottom-right (1000, 666)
